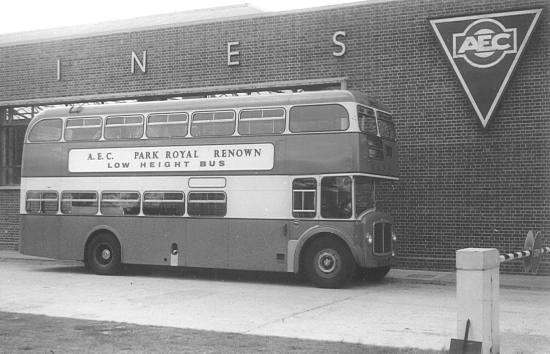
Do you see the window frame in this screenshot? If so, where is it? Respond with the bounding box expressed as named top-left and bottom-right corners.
top-left (25, 190), bottom-right (59, 214)
top-left (320, 175), bottom-right (353, 220)
top-left (353, 176), bottom-right (376, 217)
top-left (238, 107), bottom-right (286, 136)
top-left (103, 114), bottom-right (145, 140)
top-left (146, 112), bottom-right (189, 139)
top-left (187, 191), bottom-right (227, 217)
top-left (142, 191), bottom-right (186, 216)
top-left (292, 178), bottom-right (317, 218)
top-left (190, 110), bottom-right (236, 137)
top-left (376, 110), bottom-right (396, 141)
top-left (27, 118), bottom-right (63, 142)
top-left (357, 105), bottom-right (379, 136)
top-left (60, 191), bottom-right (99, 215)
top-left (100, 191), bottom-right (141, 216)
top-left (64, 116), bottom-right (103, 142)
top-left (289, 104), bottom-right (350, 133)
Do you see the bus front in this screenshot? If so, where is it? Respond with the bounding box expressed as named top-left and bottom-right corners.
top-left (354, 100), bottom-right (398, 280)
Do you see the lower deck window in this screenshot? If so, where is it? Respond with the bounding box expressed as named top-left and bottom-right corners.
top-left (292, 178), bottom-right (317, 218)
top-left (143, 192), bottom-right (185, 216)
top-left (187, 192), bottom-right (226, 217)
top-left (61, 191), bottom-right (98, 215)
top-left (25, 191), bottom-right (58, 214)
top-left (100, 192), bottom-right (140, 216)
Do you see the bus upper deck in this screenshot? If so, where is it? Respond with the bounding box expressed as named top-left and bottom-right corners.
top-left (22, 90), bottom-right (398, 179)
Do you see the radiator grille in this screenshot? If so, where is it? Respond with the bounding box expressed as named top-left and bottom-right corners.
top-left (373, 222), bottom-right (392, 254)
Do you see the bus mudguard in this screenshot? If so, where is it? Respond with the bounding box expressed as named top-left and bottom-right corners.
top-left (288, 225), bottom-right (361, 274)
top-left (84, 225), bottom-right (123, 262)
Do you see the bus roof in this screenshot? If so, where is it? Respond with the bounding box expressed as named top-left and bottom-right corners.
top-left (31, 90), bottom-right (389, 121)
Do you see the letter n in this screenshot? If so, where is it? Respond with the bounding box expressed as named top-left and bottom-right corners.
top-left (131, 50), bottom-right (147, 74)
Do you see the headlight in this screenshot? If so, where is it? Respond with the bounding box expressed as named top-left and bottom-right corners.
top-left (366, 232), bottom-right (373, 244)
top-left (392, 231), bottom-right (397, 242)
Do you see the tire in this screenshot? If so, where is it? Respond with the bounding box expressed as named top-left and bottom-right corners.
top-left (303, 237), bottom-right (356, 288)
top-left (361, 266), bottom-right (390, 282)
top-left (85, 232), bottom-right (122, 275)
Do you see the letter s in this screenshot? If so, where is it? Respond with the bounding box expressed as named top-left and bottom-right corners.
top-left (332, 31), bottom-right (346, 57)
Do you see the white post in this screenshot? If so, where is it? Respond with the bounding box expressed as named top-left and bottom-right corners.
top-left (456, 248), bottom-right (500, 354)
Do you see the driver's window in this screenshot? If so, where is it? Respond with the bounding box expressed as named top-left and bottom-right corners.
top-left (321, 176), bottom-right (352, 219)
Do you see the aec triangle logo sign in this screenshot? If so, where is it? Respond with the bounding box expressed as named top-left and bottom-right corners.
top-left (430, 9), bottom-right (542, 128)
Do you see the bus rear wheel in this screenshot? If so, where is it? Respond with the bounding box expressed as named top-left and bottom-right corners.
top-left (85, 233), bottom-right (122, 275)
top-left (303, 237), bottom-right (355, 288)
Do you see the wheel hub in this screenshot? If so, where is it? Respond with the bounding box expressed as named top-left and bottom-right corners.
top-left (317, 251), bottom-right (337, 273)
top-left (101, 248), bottom-right (112, 261)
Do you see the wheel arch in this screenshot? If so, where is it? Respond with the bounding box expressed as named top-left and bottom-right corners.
top-left (291, 227), bottom-right (359, 274)
top-left (83, 225), bottom-right (123, 264)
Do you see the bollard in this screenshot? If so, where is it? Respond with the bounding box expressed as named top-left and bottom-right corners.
top-left (456, 248), bottom-right (500, 354)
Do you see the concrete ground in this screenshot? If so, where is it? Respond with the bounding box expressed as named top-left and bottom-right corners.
top-left (0, 250), bottom-right (549, 353)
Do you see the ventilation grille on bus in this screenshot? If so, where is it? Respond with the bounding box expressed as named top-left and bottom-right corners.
top-left (373, 222), bottom-right (392, 255)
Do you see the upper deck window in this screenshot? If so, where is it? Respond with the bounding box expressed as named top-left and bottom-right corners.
top-left (289, 104), bottom-right (349, 133)
top-left (190, 111), bottom-right (235, 137)
top-left (65, 117), bottom-right (102, 141)
top-left (104, 115), bottom-right (144, 140)
top-left (28, 119), bottom-right (63, 142)
top-left (357, 106), bottom-right (378, 135)
top-left (238, 108), bottom-right (285, 135)
top-left (147, 112), bottom-right (189, 138)
top-left (377, 111), bottom-right (396, 140)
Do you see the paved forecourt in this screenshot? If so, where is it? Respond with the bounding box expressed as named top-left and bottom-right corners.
top-left (0, 255), bottom-right (548, 352)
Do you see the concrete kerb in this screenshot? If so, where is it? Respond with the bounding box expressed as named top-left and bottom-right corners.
top-left (1, 250), bottom-right (549, 290)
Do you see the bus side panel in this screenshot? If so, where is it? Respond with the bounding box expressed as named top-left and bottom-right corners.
top-left (109, 217), bottom-right (185, 266)
top-left (185, 218), bottom-right (228, 269)
top-left (357, 134), bottom-right (399, 178)
top-left (284, 134), bottom-right (354, 174)
top-left (227, 219), bottom-right (288, 272)
top-left (21, 215), bottom-right (66, 259)
top-left (21, 143), bottom-right (64, 177)
top-left (23, 135), bottom-right (398, 178)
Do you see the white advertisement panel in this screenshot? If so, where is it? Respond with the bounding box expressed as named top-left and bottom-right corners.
top-left (68, 143), bottom-right (274, 172)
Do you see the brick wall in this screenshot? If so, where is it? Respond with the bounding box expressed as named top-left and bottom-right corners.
top-left (0, 189), bottom-right (20, 250)
top-left (0, 0), bottom-right (548, 273)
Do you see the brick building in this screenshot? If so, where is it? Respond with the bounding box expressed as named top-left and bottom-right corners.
top-left (1, 0), bottom-right (548, 273)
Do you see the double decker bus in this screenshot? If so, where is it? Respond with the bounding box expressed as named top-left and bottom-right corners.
top-left (20, 90), bottom-right (398, 288)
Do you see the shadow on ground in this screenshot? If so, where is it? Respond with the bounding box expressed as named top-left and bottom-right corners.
top-left (34, 262), bottom-right (392, 289)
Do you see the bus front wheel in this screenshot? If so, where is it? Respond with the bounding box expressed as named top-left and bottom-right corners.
top-left (85, 232), bottom-right (122, 275)
top-left (303, 237), bottom-right (355, 288)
